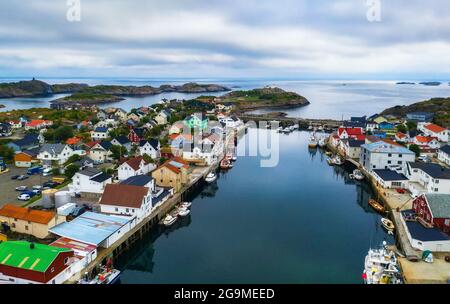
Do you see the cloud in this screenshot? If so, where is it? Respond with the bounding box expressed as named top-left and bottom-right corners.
top-left (0, 0), bottom-right (450, 78)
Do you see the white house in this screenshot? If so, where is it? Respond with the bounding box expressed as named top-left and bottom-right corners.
top-left (69, 168), bottom-right (112, 197)
top-left (342, 139), bottom-right (365, 159)
top-left (88, 141), bottom-right (113, 164)
top-left (111, 136), bottom-right (132, 152)
top-left (99, 184), bottom-right (153, 224)
top-left (117, 156), bottom-right (155, 181)
top-left (182, 133), bottom-right (223, 165)
top-left (404, 162), bottom-right (450, 196)
top-left (359, 141), bottom-right (415, 172)
top-left (218, 115), bottom-right (242, 129)
top-left (139, 139), bottom-right (160, 159)
top-left (418, 123), bottom-right (449, 143)
top-left (412, 135), bottom-right (441, 150)
top-left (395, 132), bottom-right (409, 143)
top-left (438, 145), bottom-right (450, 165)
top-left (372, 169), bottom-right (409, 189)
top-left (37, 144), bottom-right (74, 166)
top-left (90, 127), bottom-right (110, 141)
top-left (114, 108), bottom-right (128, 122)
top-left (154, 110), bottom-right (170, 125)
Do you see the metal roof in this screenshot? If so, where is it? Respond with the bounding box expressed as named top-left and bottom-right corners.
top-left (373, 169), bottom-right (408, 181)
top-left (424, 194), bottom-right (450, 219)
top-left (49, 212), bottom-right (130, 246)
top-left (409, 162), bottom-right (450, 179)
top-left (120, 175), bottom-right (154, 187)
top-left (405, 221), bottom-right (449, 242)
top-left (361, 141), bottom-right (414, 154)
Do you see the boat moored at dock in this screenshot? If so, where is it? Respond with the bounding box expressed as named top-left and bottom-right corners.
top-left (79, 267), bottom-right (121, 284)
top-left (163, 214), bottom-right (178, 227)
top-left (381, 218), bottom-right (395, 232)
top-left (362, 242), bottom-right (403, 284)
top-left (368, 199), bottom-right (385, 213)
top-left (205, 172), bottom-right (217, 183)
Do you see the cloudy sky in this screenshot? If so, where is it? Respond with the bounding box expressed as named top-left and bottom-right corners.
top-left (1, 0), bottom-right (450, 79)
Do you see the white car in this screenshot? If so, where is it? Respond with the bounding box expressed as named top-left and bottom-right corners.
top-left (18, 194), bottom-right (31, 201)
top-left (15, 186), bottom-right (28, 191)
top-left (32, 185), bottom-right (43, 190)
top-left (42, 168), bottom-right (53, 176)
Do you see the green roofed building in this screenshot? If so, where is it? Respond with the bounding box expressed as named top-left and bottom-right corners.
top-left (185, 113), bottom-right (208, 130)
top-left (0, 241), bottom-right (74, 284)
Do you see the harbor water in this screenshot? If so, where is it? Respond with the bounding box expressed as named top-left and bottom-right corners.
top-left (117, 129), bottom-right (394, 284)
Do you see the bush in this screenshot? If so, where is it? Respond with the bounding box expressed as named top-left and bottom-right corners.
top-left (409, 144), bottom-right (421, 157)
top-left (64, 164), bottom-right (80, 179)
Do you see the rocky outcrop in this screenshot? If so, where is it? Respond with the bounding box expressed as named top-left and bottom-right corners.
top-left (0, 79), bottom-right (53, 98)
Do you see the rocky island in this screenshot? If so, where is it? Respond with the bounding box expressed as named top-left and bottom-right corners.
top-left (419, 81), bottom-right (441, 86)
top-left (218, 87), bottom-right (310, 111)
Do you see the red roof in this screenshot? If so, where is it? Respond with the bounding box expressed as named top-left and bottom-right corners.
top-left (338, 127), bottom-right (363, 137)
top-left (0, 204), bottom-right (55, 224)
top-left (84, 141), bottom-right (100, 148)
top-left (66, 137), bottom-right (82, 145)
top-left (415, 135), bottom-right (436, 144)
top-left (100, 184), bottom-right (149, 208)
top-left (396, 132), bottom-right (407, 139)
top-left (424, 123), bottom-right (446, 133)
top-left (121, 156), bottom-right (148, 171)
top-left (354, 134), bottom-right (366, 141)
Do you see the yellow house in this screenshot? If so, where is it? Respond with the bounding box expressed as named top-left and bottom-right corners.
top-left (0, 204), bottom-right (66, 239)
top-left (152, 158), bottom-right (189, 192)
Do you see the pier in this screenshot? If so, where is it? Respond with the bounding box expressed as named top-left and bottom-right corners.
top-left (237, 114), bottom-right (342, 130)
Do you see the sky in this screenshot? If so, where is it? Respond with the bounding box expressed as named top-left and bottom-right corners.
top-left (1, 0), bottom-right (450, 79)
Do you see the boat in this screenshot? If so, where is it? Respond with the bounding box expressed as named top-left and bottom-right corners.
top-left (289, 125), bottom-right (296, 131)
top-left (333, 156), bottom-right (344, 166)
top-left (362, 242), bottom-right (402, 284)
top-left (220, 159), bottom-right (232, 169)
top-left (181, 202), bottom-right (192, 208)
top-left (381, 218), bottom-right (395, 232)
top-left (353, 169), bottom-right (364, 181)
top-left (282, 127), bottom-right (291, 133)
top-left (79, 267), bottom-right (121, 285)
top-left (308, 131), bottom-right (318, 148)
top-left (163, 214), bottom-right (177, 226)
top-left (205, 172), bottom-right (217, 183)
top-left (178, 207), bottom-right (191, 217)
top-left (368, 199), bottom-right (385, 213)
top-left (293, 124), bottom-right (299, 130)
top-left (277, 127), bottom-right (283, 133)
top-left (318, 137), bottom-right (327, 148)
top-left (327, 157), bottom-right (335, 165)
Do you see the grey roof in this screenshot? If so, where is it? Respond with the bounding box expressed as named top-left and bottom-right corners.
top-left (409, 162), bottom-right (450, 179)
top-left (90, 172), bottom-right (112, 183)
top-left (139, 139), bottom-right (159, 149)
top-left (10, 134), bottom-right (39, 148)
top-left (439, 145), bottom-right (450, 155)
top-left (348, 139), bottom-right (365, 148)
top-left (373, 169), bottom-right (408, 181)
top-left (113, 136), bottom-right (130, 145)
top-left (94, 127), bottom-right (109, 133)
top-left (78, 167), bottom-right (101, 177)
top-left (120, 175), bottom-right (154, 187)
top-left (424, 194), bottom-right (450, 218)
top-left (40, 143), bottom-right (66, 154)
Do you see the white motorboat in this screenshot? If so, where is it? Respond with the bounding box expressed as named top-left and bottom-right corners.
top-left (293, 124), bottom-right (299, 130)
top-left (178, 207), bottom-right (191, 217)
top-left (362, 242), bottom-right (402, 284)
top-left (381, 218), bottom-right (395, 232)
top-left (333, 156), bottom-right (344, 166)
top-left (289, 125), bottom-right (296, 131)
top-left (282, 127), bottom-right (291, 133)
top-left (205, 172), bottom-right (217, 183)
top-left (353, 169), bottom-right (365, 181)
top-left (277, 127), bottom-right (283, 133)
top-left (79, 268), bottom-right (121, 285)
top-left (318, 137), bottom-right (327, 148)
top-left (181, 202), bottom-right (192, 208)
top-left (163, 214), bottom-right (177, 226)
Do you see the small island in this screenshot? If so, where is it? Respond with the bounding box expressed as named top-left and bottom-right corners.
top-left (217, 87), bottom-right (310, 111)
top-left (419, 81), bottom-right (441, 86)
top-left (396, 82), bottom-right (416, 85)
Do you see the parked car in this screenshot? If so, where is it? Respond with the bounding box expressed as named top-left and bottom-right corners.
top-left (32, 189), bottom-right (41, 195)
top-left (10, 175), bottom-right (20, 180)
top-left (15, 186), bottom-right (28, 191)
top-left (17, 175), bottom-right (29, 181)
top-left (32, 185), bottom-right (43, 191)
top-left (396, 188), bottom-right (406, 194)
top-left (17, 193), bottom-right (31, 201)
top-left (42, 181), bottom-right (58, 189)
top-left (42, 167), bottom-right (53, 177)
top-left (27, 166), bottom-right (43, 175)
top-left (418, 155), bottom-right (431, 163)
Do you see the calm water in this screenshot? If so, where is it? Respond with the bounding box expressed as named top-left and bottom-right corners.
top-left (116, 130), bottom-right (393, 284)
top-left (1, 78), bottom-right (450, 119)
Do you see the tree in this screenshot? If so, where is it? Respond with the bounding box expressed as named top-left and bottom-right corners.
top-left (409, 144), bottom-right (421, 157)
top-left (0, 145), bottom-right (15, 163)
top-left (64, 164), bottom-right (80, 179)
top-left (44, 126), bottom-right (74, 142)
top-left (406, 121), bottom-right (417, 131)
top-left (396, 124), bottom-right (407, 134)
top-left (110, 145), bottom-right (128, 160)
top-left (64, 154), bottom-right (81, 166)
top-left (142, 153), bottom-right (155, 164)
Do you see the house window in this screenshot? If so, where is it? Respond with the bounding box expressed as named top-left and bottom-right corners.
top-left (11, 223), bottom-right (16, 228)
top-left (398, 161), bottom-right (402, 165)
top-left (115, 208), bottom-right (118, 212)
top-left (25, 225), bottom-right (29, 231)
top-left (51, 267), bottom-right (55, 273)
top-left (126, 208), bottom-right (129, 213)
top-left (434, 188), bottom-right (438, 192)
top-left (388, 153), bottom-right (392, 157)
top-left (399, 154), bottom-right (402, 158)
top-left (64, 257), bottom-right (70, 265)
top-left (387, 161), bottom-right (391, 164)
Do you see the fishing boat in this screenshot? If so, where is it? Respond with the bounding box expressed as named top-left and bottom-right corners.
top-left (368, 199), bottom-right (385, 213)
top-left (353, 169), bottom-right (365, 181)
top-left (205, 172), bottom-right (217, 183)
top-left (181, 202), bottom-right (192, 208)
top-left (79, 267), bottom-right (121, 284)
top-left (318, 137), bottom-right (327, 148)
top-left (333, 156), bottom-right (344, 166)
top-left (308, 131), bottom-right (318, 148)
top-left (362, 242), bottom-right (402, 284)
top-left (327, 157), bottom-right (334, 165)
top-left (277, 127), bottom-right (283, 133)
top-left (163, 214), bottom-right (177, 226)
top-left (381, 218), bottom-right (395, 232)
top-left (220, 159), bottom-right (232, 169)
top-left (178, 207), bottom-right (191, 217)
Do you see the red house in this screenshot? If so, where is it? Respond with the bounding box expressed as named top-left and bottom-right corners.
top-left (337, 127), bottom-right (364, 140)
top-left (412, 194), bottom-right (450, 235)
top-left (128, 127), bottom-right (146, 143)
